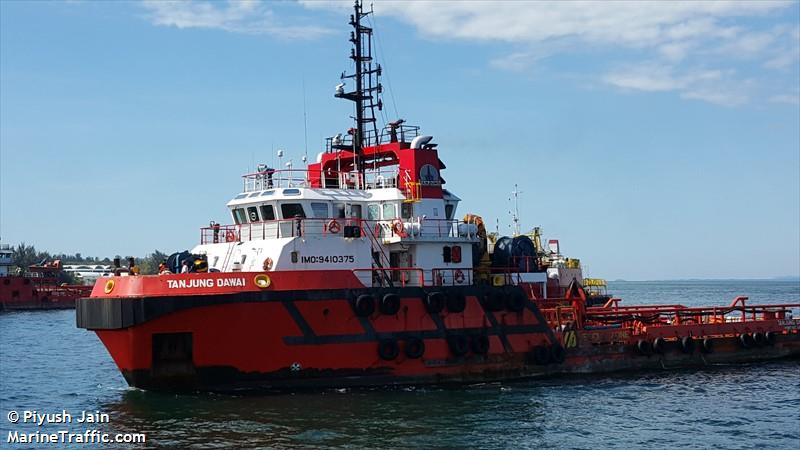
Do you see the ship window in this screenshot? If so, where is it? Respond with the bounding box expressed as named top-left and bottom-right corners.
top-left (367, 204), bottom-right (380, 220)
top-left (233, 208), bottom-right (246, 224)
top-left (283, 189), bottom-right (301, 196)
top-left (401, 203), bottom-right (413, 219)
top-left (445, 204), bottom-right (455, 220)
top-left (335, 203), bottom-right (346, 218)
top-left (260, 204), bottom-right (275, 221)
top-left (310, 202), bottom-right (329, 218)
top-left (248, 192), bottom-right (261, 198)
top-left (261, 190), bottom-right (274, 196)
top-left (234, 193), bottom-right (248, 199)
top-left (281, 203), bottom-right (306, 219)
top-left (247, 207), bottom-right (259, 222)
top-left (350, 204), bottom-right (362, 219)
top-left (382, 203), bottom-right (397, 220)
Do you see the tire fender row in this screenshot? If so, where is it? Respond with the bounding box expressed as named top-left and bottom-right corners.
top-left (635, 331), bottom-right (778, 356)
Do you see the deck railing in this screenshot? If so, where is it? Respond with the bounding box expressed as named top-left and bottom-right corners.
top-left (201, 217), bottom-right (480, 245)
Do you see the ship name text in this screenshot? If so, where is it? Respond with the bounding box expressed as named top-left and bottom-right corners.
top-left (166, 278), bottom-right (246, 289)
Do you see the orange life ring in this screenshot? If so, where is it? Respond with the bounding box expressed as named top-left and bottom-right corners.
top-left (454, 269), bottom-right (465, 284)
top-left (225, 230), bottom-right (237, 242)
top-left (262, 257), bottom-right (273, 271)
top-left (391, 219), bottom-right (406, 237)
top-left (328, 219), bottom-right (341, 234)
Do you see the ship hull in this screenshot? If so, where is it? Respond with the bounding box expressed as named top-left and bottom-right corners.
top-left (77, 271), bottom-right (800, 392)
top-left (1, 276), bottom-right (89, 311)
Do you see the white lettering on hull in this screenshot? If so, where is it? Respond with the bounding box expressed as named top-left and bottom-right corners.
top-left (166, 278), bottom-right (246, 289)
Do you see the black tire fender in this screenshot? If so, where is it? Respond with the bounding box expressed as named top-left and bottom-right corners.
top-left (353, 294), bottom-right (375, 317)
top-left (379, 293), bottom-right (401, 315)
top-left (377, 338), bottom-right (399, 360)
top-left (404, 337), bottom-right (425, 359)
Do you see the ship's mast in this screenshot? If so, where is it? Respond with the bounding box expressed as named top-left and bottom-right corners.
top-left (511, 184), bottom-right (522, 236)
top-left (335, 0), bottom-right (383, 173)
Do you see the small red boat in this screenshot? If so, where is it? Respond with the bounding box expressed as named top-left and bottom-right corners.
top-left (0, 248), bottom-right (92, 310)
top-left (76, 1), bottom-right (800, 392)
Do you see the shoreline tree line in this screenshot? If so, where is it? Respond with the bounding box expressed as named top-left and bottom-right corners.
top-left (10, 243), bottom-right (169, 277)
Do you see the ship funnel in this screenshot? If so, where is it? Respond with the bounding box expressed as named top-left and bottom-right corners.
top-left (411, 135), bottom-right (433, 149)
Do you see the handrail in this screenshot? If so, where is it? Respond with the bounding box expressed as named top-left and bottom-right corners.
top-left (201, 217), bottom-right (481, 244)
top-left (352, 268), bottom-right (424, 288)
top-left (431, 267), bottom-right (473, 286)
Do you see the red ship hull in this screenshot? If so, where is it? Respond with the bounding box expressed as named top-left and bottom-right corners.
top-left (1, 276), bottom-right (91, 311)
top-left (77, 271), bottom-right (800, 392)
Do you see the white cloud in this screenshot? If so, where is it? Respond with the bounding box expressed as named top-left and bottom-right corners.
top-left (301, 0), bottom-right (796, 107)
top-left (769, 93), bottom-right (800, 105)
top-left (603, 64), bottom-right (750, 106)
top-left (141, 0), bottom-right (333, 39)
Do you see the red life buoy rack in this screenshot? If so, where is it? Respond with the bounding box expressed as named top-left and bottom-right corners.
top-left (391, 219), bottom-right (406, 237)
top-left (327, 219), bottom-right (341, 234)
top-left (454, 269), bottom-right (466, 284)
top-left (225, 230), bottom-right (237, 242)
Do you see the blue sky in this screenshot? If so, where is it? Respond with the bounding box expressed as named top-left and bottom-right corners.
top-left (1, 0), bottom-right (798, 280)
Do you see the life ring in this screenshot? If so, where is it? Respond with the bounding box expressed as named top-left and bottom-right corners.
top-left (454, 269), bottom-right (465, 284)
top-left (225, 230), bottom-right (237, 242)
top-left (327, 219), bottom-right (341, 234)
top-left (262, 257), bottom-right (273, 271)
top-left (391, 219), bottom-right (406, 237)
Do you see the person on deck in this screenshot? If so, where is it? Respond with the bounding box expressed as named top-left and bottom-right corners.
top-left (180, 260), bottom-right (190, 274)
top-left (128, 257), bottom-right (140, 276)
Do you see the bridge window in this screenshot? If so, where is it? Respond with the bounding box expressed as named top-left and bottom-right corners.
top-left (232, 208), bottom-right (246, 225)
top-left (247, 207), bottom-right (259, 222)
top-left (350, 204), bottom-right (362, 219)
top-left (401, 203), bottom-right (413, 219)
top-left (281, 203), bottom-right (306, 219)
top-left (310, 202), bottom-right (329, 218)
top-left (382, 203), bottom-right (397, 220)
top-left (367, 204), bottom-right (380, 220)
top-left (335, 203), bottom-right (346, 218)
top-left (260, 204), bottom-right (275, 221)
top-left (445, 204), bottom-right (455, 220)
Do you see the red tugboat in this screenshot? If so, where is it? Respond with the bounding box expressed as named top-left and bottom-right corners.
top-left (0, 245), bottom-right (93, 311)
top-left (77, 2), bottom-right (800, 392)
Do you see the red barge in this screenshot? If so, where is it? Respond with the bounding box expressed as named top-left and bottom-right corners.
top-left (1, 246), bottom-right (92, 311)
top-left (77, 2), bottom-right (800, 392)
